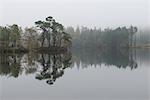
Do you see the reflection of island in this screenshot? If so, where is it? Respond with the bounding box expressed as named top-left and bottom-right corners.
top-left (0, 54), bottom-right (23, 77)
top-left (0, 48), bottom-right (146, 85)
top-left (0, 52), bottom-right (72, 85)
top-left (35, 53), bottom-right (72, 85)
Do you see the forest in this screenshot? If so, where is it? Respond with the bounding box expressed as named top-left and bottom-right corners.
top-left (66, 26), bottom-right (150, 50)
top-left (0, 16), bottom-right (72, 53)
top-left (0, 16), bottom-right (150, 54)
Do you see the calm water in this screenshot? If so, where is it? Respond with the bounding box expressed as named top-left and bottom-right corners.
top-left (0, 49), bottom-right (150, 100)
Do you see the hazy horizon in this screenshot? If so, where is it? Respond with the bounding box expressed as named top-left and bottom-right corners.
top-left (0, 0), bottom-right (149, 29)
top-left (0, 1), bottom-right (150, 100)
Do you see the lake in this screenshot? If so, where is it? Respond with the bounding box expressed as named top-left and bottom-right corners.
top-left (0, 49), bottom-right (150, 100)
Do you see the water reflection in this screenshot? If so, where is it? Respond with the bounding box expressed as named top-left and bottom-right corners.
top-left (35, 53), bottom-right (72, 85)
top-left (0, 54), bottom-right (23, 77)
top-left (0, 48), bottom-right (150, 85)
top-left (72, 48), bottom-right (138, 70)
top-left (0, 52), bottom-right (72, 85)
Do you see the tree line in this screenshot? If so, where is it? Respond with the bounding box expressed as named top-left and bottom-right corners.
top-left (65, 26), bottom-right (138, 49)
top-left (0, 16), bottom-right (72, 53)
top-left (1, 17), bottom-right (150, 53)
top-left (135, 28), bottom-right (150, 47)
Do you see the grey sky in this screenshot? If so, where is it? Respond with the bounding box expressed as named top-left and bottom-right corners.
top-left (0, 0), bottom-right (149, 28)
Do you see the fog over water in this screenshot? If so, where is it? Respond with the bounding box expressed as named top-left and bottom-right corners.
top-left (0, 0), bottom-right (149, 28)
top-left (0, 49), bottom-right (150, 100)
top-left (0, 0), bottom-right (150, 100)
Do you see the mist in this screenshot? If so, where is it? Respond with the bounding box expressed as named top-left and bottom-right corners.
top-left (0, 0), bottom-right (149, 28)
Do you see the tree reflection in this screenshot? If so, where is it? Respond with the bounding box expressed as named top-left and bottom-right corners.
top-left (35, 53), bottom-right (72, 85)
top-left (72, 48), bottom-right (138, 70)
top-left (0, 48), bottom-right (140, 85)
top-left (0, 54), bottom-right (23, 77)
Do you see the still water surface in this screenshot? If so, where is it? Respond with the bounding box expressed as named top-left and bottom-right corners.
top-left (0, 49), bottom-right (150, 100)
